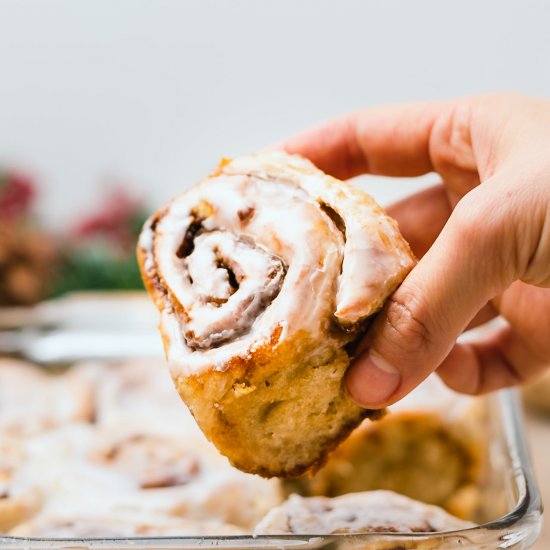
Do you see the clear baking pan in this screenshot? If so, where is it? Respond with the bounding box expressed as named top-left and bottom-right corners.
top-left (0, 390), bottom-right (542, 550)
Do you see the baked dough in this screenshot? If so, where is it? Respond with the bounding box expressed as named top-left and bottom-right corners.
top-left (138, 151), bottom-right (415, 477)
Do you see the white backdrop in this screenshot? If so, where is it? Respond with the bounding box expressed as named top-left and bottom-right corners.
top-left (0, 0), bottom-right (549, 228)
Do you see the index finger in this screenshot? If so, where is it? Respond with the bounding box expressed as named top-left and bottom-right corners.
top-left (281, 101), bottom-right (454, 180)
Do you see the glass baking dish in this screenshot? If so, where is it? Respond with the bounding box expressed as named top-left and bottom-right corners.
top-left (0, 296), bottom-right (543, 550)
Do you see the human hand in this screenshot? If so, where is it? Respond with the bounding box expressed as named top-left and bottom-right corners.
top-left (282, 93), bottom-right (550, 408)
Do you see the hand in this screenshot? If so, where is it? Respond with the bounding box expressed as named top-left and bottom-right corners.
top-left (282, 93), bottom-right (550, 408)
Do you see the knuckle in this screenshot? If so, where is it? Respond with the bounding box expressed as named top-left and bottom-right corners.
top-left (451, 188), bottom-right (493, 234)
top-left (451, 184), bottom-right (526, 285)
top-left (378, 290), bottom-right (433, 357)
top-left (497, 354), bottom-right (527, 388)
top-left (458, 188), bottom-right (511, 247)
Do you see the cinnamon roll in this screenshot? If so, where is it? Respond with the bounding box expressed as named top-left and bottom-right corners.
top-left (254, 491), bottom-right (475, 536)
top-left (89, 422), bottom-right (283, 529)
top-left (88, 358), bottom-right (195, 428)
top-left (0, 359), bottom-right (94, 437)
top-left (138, 151), bottom-right (415, 477)
top-left (286, 376), bottom-right (485, 520)
top-left (91, 428), bottom-right (201, 490)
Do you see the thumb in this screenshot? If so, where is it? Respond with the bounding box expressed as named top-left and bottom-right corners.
top-left (346, 182), bottom-right (520, 408)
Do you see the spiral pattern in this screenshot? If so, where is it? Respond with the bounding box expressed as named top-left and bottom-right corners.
top-left (139, 152), bottom-right (414, 375)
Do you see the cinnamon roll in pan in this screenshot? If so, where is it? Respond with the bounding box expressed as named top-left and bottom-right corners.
top-left (138, 152), bottom-right (415, 477)
top-left (88, 358), bottom-right (196, 427)
top-left (254, 491), bottom-right (474, 535)
top-left (89, 422), bottom-right (282, 528)
top-left (0, 359), bottom-right (94, 437)
top-left (287, 376), bottom-right (485, 520)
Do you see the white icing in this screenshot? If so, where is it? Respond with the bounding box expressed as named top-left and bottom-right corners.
top-left (140, 151), bottom-right (415, 376)
top-left (159, 230), bottom-right (285, 349)
top-left (227, 153), bottom-right (415, 324)
top-left (254, 491), bottom-right (474, 535)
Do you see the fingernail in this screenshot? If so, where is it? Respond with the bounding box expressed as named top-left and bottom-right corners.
top-left (346, 351), bottom-right (400, 409)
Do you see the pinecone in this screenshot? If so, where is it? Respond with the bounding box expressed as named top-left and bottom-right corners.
top-left (0, 170), bottom-right (58, 306)
top-left (0, 224), bottom-right (59, 306)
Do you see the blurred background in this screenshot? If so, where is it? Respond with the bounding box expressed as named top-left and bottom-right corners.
top-left (1, 0), bottom-right (550, 302)
top-left (0, 1), bottom-right (549, 546)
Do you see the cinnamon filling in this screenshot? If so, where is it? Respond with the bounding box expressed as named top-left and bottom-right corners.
top-left (171, 223), bottom-right (286, 351)
top-left (176, 217), bottom-right (204, 258)
top-left (99, 434), bottom-right (200, 489)
top-left (319, 202), bottom-right (346, 242)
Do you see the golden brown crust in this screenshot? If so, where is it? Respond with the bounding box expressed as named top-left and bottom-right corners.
top-left (0, 491), bottom-right (42, 533)
top-left (173, 330), bottom-right (381, 478)
top-left (0, 434), bottom-right (42, 532)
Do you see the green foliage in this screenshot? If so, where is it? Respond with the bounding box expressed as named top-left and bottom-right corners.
top-left (51, 245), bottom-right (144, 297)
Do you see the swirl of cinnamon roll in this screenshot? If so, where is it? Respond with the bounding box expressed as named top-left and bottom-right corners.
top-left (138, 152), bottom-right (415, 477)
